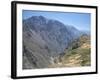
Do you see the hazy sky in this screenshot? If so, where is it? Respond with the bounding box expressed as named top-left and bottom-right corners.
top-left (23, 10), bottom-right (91, 31)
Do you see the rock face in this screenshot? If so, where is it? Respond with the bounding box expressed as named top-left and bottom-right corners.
top-left (23, 16), bottom-right (81, 69)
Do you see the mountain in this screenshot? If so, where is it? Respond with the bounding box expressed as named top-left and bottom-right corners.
top-left (49, 34), bottom-right (91, 68)
top-left (81, 30), bottom-right (90, 36)
top-left (23, 16), bottom-right (82, 69)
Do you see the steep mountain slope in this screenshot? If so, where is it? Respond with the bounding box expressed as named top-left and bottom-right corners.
top-left (23, 16), bottom-right (82, 69)
top-left (49, 34), bottom-right (91, 68)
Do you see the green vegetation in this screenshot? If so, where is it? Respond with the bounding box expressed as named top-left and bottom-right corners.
top-left (49, 34), bottom-right (91, 68)
top-left (62, 48), bottom-right (91, 67)
top-left (61, 35), bottom-right (91, 67)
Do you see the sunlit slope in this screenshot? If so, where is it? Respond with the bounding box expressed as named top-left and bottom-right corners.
top-left (49, 34), bottom-right (91, 67)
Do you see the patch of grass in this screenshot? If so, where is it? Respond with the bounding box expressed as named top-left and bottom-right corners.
top-left (62, 47), bottom-right (91, 67)
top-left (80, 48), bottom-right (91, 66)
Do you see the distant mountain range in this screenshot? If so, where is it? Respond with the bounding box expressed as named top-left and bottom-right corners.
top-left (23, 16), bottom-right (88, 69)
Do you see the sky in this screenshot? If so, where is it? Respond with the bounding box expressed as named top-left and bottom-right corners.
top-left (22, 10), bottom-right (91, 31)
